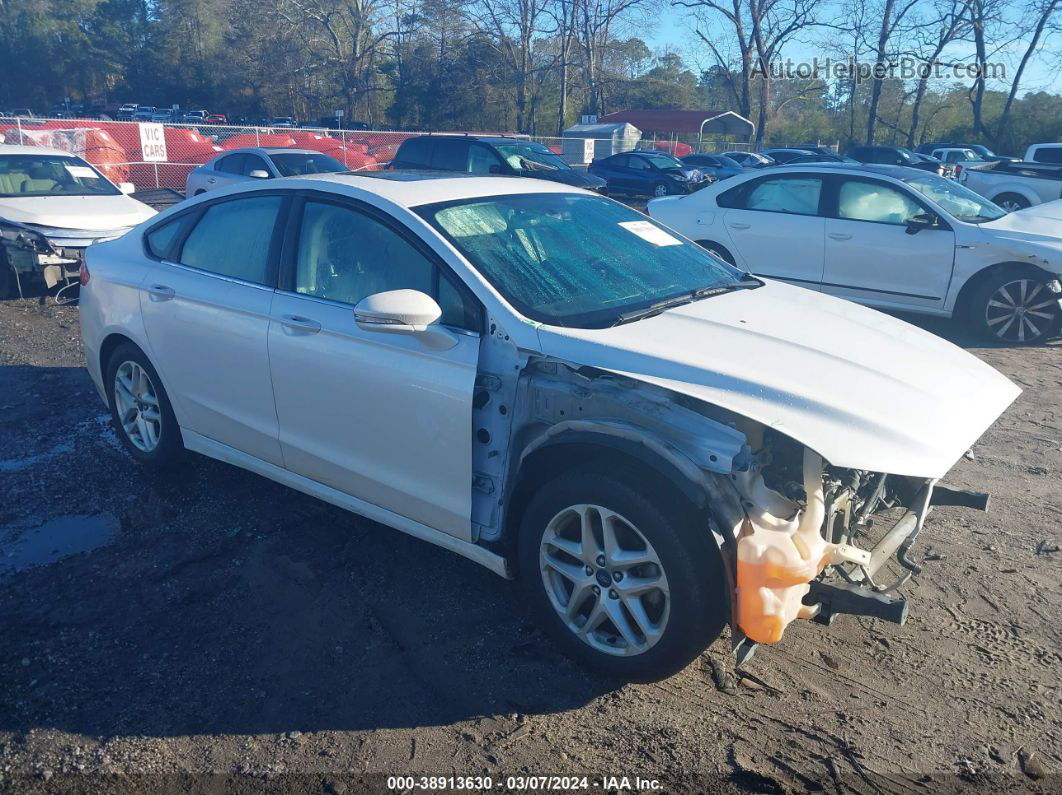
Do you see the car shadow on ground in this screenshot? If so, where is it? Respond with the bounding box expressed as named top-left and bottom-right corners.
top-left (0, 366), bottom-right (617, 739)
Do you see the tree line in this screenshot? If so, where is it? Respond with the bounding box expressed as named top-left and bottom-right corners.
top-left (0, 0), bottom-right (1059, 153)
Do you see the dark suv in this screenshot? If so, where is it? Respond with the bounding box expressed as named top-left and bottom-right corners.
top-left (847, 145), bottom-right (950, 176)
top-left (390, 135), bottom-right (606, 191)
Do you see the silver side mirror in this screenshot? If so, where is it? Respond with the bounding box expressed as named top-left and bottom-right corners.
top-left (248, 169), bottom-right (270, 179)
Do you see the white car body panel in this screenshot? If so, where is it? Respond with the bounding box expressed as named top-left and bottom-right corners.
top-left (535, 280), bottom-right (1019, 480)
top-left (80, 173), bottom-right (1019, 580)
top-left (648, 165), bottom-right (1062, 318)
top-left (267, 290), bottom-right (479, 539)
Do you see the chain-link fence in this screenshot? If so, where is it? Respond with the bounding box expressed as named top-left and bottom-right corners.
top-left (0, 117), bottom-right (420, 191)
top-left (0, 116), bottom-right (770, 192)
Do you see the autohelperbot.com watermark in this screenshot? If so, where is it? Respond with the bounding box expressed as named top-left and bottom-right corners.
top-left (751, 56), bottom-right (1006, 83)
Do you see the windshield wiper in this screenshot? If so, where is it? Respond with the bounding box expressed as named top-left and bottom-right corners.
top-left (611, 279), bottom-right (761, 326)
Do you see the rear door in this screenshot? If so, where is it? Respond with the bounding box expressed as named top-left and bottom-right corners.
top-left (139, 192), bottom-right (288, 464)
top-left (821, 175), bottom-right (954, 311)
top-left (717, 173), bottom-right (826, 288)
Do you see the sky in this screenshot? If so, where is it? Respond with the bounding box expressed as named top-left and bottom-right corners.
top-left (644, 13), bottom-right (1061, 101)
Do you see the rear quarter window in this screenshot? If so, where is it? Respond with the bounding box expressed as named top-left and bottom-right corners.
top-left (396, 138), bottom-right (433, 167)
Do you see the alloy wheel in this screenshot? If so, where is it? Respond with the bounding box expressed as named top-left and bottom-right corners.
top-left (653, 183), bottom-right (669, 197)
top-left (998, 198), bottom-right (1026, 212)
top-left (539, 503), bottom-right (670, 657)
top-left (984, 278), bottom-right (1057, 343)
top-left (113, 360), bottom-right (163, 452)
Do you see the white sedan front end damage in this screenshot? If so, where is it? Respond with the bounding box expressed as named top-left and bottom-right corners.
top-left (515, 279), bottom-right (1019, 655)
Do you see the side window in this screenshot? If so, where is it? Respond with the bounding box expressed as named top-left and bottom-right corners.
top-left (293, 201), bottom-right (479, 330)
top-left (607, 156), bottom-right (627, 168)
top-left (215, 154), bottom-right (245, 174)
top-left (397, 138), bottom-right (433, 167)
top-left (144, 214), bottom-right (194, 259)
top-left (1033, 147), bottom-right (1062, 164)
top-left (243, 155), bottom-right (270, 175)
top-left (837, 180), bottom-right (923, 225)
top-left (432, 140), bottom-right (470, 171)
top-left (716, 181), bottom-right (748, 209)
top-left (467, 144), bottom-right (503, 174)
top-left (628, 157), bottom-right (650, 171)
top-left (743, 176), bottom-right (823, 215)
top-left (178, 195), bottom-right (283, 284)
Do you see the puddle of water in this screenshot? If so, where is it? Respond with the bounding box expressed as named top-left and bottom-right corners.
top-left (0, 513), bottom-right (120, 578)
top-left (0, 439), bottom-right (75, 473)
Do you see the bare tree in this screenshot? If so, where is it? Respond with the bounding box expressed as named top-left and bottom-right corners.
top-left (676, 0), bottom-right (825, 146)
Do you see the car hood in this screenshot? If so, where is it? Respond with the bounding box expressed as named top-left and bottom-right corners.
top-left (0, 194), bottom-right (156, 233)
top-left (534, 280), bottom-right (1019, 479)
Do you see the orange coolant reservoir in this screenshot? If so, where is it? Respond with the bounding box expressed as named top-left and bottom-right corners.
top-left (735, 449), bottom-right (869, 644)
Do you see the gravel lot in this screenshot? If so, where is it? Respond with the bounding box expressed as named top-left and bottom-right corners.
top-left (0, 290), bottom-right (1059, 794)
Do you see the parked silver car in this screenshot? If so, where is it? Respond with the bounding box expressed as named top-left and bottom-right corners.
top-left (184, 148), bottom-right (348, 195)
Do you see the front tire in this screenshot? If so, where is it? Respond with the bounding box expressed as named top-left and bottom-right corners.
top-left (967, 267), bottom-right (1060, 344)
top-left (106, 343), bottom-right (184, 466)
top-left (518, 466), bottom-right (726, 681)
top-left (651, 182), bottom-right (670, 198)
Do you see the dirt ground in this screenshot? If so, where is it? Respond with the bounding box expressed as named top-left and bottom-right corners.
top-left (0, 291), bottom-right (1059, 794)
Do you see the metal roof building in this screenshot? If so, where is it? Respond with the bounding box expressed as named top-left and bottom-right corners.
top-left (597, 110), bottom-right (755, 140)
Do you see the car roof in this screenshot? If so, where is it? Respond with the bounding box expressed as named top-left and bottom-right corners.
top-left (750, 163), bottom-right (930, 180)
top-left (290, 171), bottom-right (585, 207)
top-left (0, 144), bottom-right (80, 157)
top-left (213, 147), bottom-right (327, 157)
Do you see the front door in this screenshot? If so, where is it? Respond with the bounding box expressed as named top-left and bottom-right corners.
top-left (267, 195), bottom-right (482, 539)
top-left (821, 177), bottom-right (955, 312)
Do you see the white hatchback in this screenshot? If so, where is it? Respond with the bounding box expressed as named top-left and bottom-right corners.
top-left (80, 173), bottom-right (1018, 679)
top-left (648, 164), bottom-right (1062, 344)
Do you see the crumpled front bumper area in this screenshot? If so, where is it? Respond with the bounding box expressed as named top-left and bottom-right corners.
top-left (1, 217), bottom-right (85, 293)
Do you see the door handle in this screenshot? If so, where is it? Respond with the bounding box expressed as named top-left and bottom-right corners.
top-left (828, 232), bottom-right (852, 241)
top-left (146, 284), bottom-right (175, 301)
top-left (207, 177), bottom-right (216, 183)
top-left (728, 222), bottom-right (751, 230)
top-left (279, 314), bottom-right (322, 334)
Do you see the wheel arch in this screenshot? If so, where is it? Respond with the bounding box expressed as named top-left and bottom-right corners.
top-left (502, 427), bottom-right (713, 577)
top-left (693, 239), bottom-right (736, 265)
top-left (953, 261), bottom-right (1058, 320)
top-left (98, 332), bottom-right (142, 383)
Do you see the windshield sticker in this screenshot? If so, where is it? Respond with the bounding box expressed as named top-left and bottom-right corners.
top-left (618, 220), bottom-right (682, 247)
top-left (64, 165), bottom-right (99, 179)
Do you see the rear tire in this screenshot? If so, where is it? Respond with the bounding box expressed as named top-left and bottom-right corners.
top-left (105, 342), bottom-right (184, 466)
top-left (517, 465), bottom-right (726, 681)
top-left (966, 266), bottom-right (1060, 344)
top-left (994, 192), bottom-right (1030, 212)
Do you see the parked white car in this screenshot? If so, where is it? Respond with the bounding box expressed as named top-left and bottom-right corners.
top-left (0, 145), bottom-right (155, 299)
top-left (960, 159), bottom-right (1062, 211)
top-left (185, 148), bottom-right (347, 195)
top-left (80, 174), bottom-right (1018, 679)
top-left (649, 163), bottom-right (1062, 343)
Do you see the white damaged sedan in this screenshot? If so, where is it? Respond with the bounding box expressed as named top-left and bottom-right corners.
top-left (79, 173), bottom-right (1019, 680)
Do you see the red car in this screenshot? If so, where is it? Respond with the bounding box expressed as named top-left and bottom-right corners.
top-left (203, 114), bottom-right (228, 125)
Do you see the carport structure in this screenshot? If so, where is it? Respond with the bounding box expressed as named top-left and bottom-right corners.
top-left (597, 109), bottom-right (755, 149)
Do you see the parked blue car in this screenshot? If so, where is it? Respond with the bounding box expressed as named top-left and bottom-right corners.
top-left (588, 151), bottom-right (706, 197)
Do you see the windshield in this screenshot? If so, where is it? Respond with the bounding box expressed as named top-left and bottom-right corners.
top-left (905, 174), bottom-right (1006, 222)
top-left (495, 144), bottom-right (570, 172)
top-left (0, 154), bottom-right (119, 197)
top-left (419, 193), bottom-right (746, 328)
top-left (269, 152), bottom-right (346, 176)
